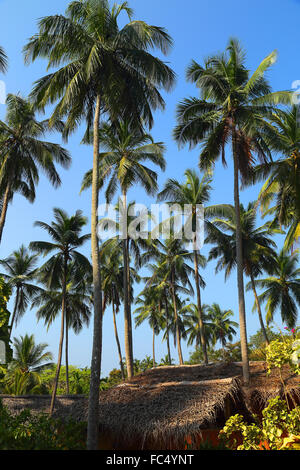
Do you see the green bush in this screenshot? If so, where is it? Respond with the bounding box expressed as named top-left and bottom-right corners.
top-left (0, 399), bottom-right (86, 450)
top-left (219, 397), bottom-right (300, 450)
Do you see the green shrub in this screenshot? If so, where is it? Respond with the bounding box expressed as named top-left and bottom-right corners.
top-left (0, 399), bottom-right (86, 450)
top-left (219, 397), bottom-right (300, 450)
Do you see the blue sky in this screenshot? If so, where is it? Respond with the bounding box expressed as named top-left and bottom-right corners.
top-left (0, 0), bottom-right (299, 376)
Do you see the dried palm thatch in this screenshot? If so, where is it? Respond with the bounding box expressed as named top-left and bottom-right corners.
top-left (0, 395), bottom-right (86, 419)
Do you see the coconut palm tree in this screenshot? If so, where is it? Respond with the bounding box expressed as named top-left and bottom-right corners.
top-left (81, 120), bottom-right (166, 377)
top-left (249, 106), bottom-right (300, 250)
top-left (157, 169), bottom-right (210, 363)
top-left (135, 288), bottom-right (163, 368)
top-left (173, 38), bottom-right (292, 383)
top-left (204, 303), bottom-right (238, 360)
top-left (31, 268), bottom-right (92, 394)
top-left (24, 3), bottom-right (175, 445)
top-left (0, 245), bottom-right (41, 339)
top-left (3, 334), bottom-right (53, 395)
top-left (0, 94), bottom-right (70, 242)
top-left (144, 238), bottom-right (194, 365)
top-left (10, 334), bottom-right (53, 373)
top-left (99, 200), bottom-right (152, 376)
top-left (206, 202), bottom-right (278, 344)
top-left (181, 302), bottom-right (214, 355)
top-left (29, 208), bottom-right (90, 414)
top-left (253, 249), bottom-right (300, 329)
top-left (100, 241), bottom-right (140, 380)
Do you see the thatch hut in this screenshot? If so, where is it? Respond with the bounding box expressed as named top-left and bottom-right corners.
top-left (1, 361), bottom-right (299, 450)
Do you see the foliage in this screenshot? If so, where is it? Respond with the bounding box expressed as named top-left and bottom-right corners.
top-left (265, 336), bottom-right (300, 376)
top-left (0, 277), bottom-right (12, 363)
top-left (0, 399), bottom-right (85, 450)
top-left (219, 397), bottom-right (300, 450)
top-left (187, 342), bottom-right (242, 364)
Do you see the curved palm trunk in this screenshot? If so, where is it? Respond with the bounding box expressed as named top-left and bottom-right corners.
top-left (171, 271), bottom-right (183, 365)
top-left (233, 131), bottom-right (250, 384)
top-left (9, 286), bottom-right (19, 340)
top-left (50, 259), bottom-right (67, 415)
top-left (193, 250), bottom-right (208, 364)
top-left (87, 94), bottom-right (103, 450)
top-left (112, 300), bottom-right (125, 380)
top-left (0, 182), bottom-right (11, 244)
top-left (250, 272), bottom-right (269, 344)
top-left (164, 291), bottom-right (172, 365)
top-left (122, 191), bottom-right (134, 378)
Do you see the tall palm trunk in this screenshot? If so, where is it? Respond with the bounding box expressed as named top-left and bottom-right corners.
top-left (193, 249), bottom-right (208, 364)
top-left (122, 190), bottom-right (134, 378)
top-left (112, 300), bottom-right (125, 380)
top-left (50, 258), bottom-right (67, 415)
top-left (0, 181), bottom-right (11, 243)
top-left (87, 94), bottom-right (103, 450)
top-left (65, 314), bottom-right (69, 394)
top-left (9, 285), bottom-right (19, 340)
top-left (250, 272), bottom-right (269, 344)
top-left (152, 325), bottom-right (156, 368)
top-left (164, 291), bottom-right (172, 365)
top-left (171, 271), bottom-right (183, 365)
top-left (232, 129), bottom-right (250, 384)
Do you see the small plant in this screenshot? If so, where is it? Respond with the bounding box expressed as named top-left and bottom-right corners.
top-left (219, 397), bottom-right (300, 450)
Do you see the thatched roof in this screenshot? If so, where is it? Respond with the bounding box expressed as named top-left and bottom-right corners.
top-left (1, 362), bottom-right (299, 449)
top-left (0, 395), bottom-right (86, 419)
top-left (67, 362), bottom-right (299, 447)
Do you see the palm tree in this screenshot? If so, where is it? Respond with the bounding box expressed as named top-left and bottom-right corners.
top-left (182, 302), bottom-right (213, 356)
top-left (173, 38), bottom-right (292, 383)
top-left (3, 334), bottom-right (53, 395)
top-left (0, 94), bottom-right (70, 242)
top-left (145, 238), bottom-right (194, 365)
top-left (29, 208), bottom-right (90, 414)
top-left (10, 334), bottom-right (53, 373)
top-left (101, 242), bottom-right (140, 380)
top-left (81, 120), bottom-right (166, 377)
top-left (0, 245), bottom-right (41, 339)
top-left (206, 202), bottom-right (278, 344)
top-left (0, 46), bottom-right (8, 73)
top-left (253, 249), bottom-right (300, 329)
top-left (204, 303), bottom-right (238, 360)
top-left (135, 287), bottom-right (163, 368)
top-left (24, 3), bottom-right (175, 445)
top-left (31, 268), bottom-right (92, 394)
top-left (158, 169), bottom-right (210, 363)
top-left (250, 106), bottom-right (300, 250)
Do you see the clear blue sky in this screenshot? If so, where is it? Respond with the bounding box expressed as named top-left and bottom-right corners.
top-left (0, 0), bottom-right (299, 376)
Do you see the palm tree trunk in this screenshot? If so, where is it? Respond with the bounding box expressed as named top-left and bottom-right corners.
top-left (65, 315), bottom-right (69, 394)
top-left (232, 130), bottom-right (250, 384)
top-left (164, 291), bottom-right (172, 365)
top-left (0, 181), bottom-right (11, 243)
top-left (152, 325), bottom-right (156, 368)
top-left (87, 94), bottom-right (103, 450)
top-left (171, 271), bottom-right (183, 365)
top-left (50, 259), bottom-right (67, 415)
top-left (193, 249), bottom-right (208, 364)
top-left (9, 286), bottom-right (19, 340)
top-left (250, 272), bottom-right (269, 344)
top-left (122, 190), bottom-right (134, 378)
top-left (112, 301), bottom-right (125, 380)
